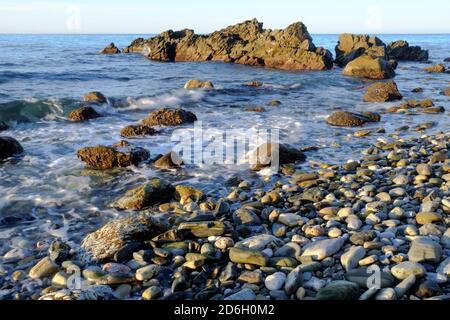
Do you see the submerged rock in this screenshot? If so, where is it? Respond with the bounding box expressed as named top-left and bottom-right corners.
top-left (423, 64), bottom-right (446, 73)
top-left (120, 125), bottom-right (158, 138)
top-left (141, 108), bottom-right (197, 127)
top-left (335, 34), bottom-right (387, 67)
top-left (68, 106), bottom-right (101, 122)
top-left (123, 19), bottom-right (333, 71)
top-left (326, 111), bottom-right (381, 127)
top-left (0, 137), bottom-right (24, 160)
top-left (154, 151), bottom-right (184, 169)
top-left (387, 40), bottom-right (428, 61)
top-left (184, 80), bottom-right (214, 89)
top-left (249, 143), bottom-right (306, 171)
top-left (77, 145), bottom-right (150, 169)
top-left (100, 43), bottom-right (121, 54)
top-left (363, 81), bottom-right (403, 102)
top-left (81, 214), bottom-right (167, 261)
top-left (343, 55), bottom-right (395, 79)
top-left (83, 91), bottom-right (107, 104)
top-left (111, 178), bottom-right (175, 210)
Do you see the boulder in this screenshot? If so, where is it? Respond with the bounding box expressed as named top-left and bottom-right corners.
top-left (77, 145), bottom-right (149, 169)
top-left (335, 34), bottom-right (387, 67)
top-left (0, 121), bottom-right (8, 131)
top-left (0, 137), bottom-right (24, 159)
top-left (68, 106), bottom-right (101, 122)
top-left (124, 19), bottom-right (333, 71)
top-left (423, 64), bottom-right (446, 73)
top-left (316, 281), bottom-right (360, 300)
top-left (100, 43), bottom-right (121, 54)
top-left (387, 40), bottom-right (428, 61)
top-left (141, 108), bottom-right (197, 126)
top-left (343, 56), bottom-right (395, 79)
top-left (154, 151), bottom-right (184, 169)
top-left (184, 80), bottom-right (214, 89)
top-left (363, 81), bottom-right (403, 102)
top-left (441, 88), bottom-right (450, 96)
top-left (83, 91), bottom-right (107, 104)
top-left (326, 111), bottom-right (381, 127)
top-left (120, 125), bottom-right (158, 138)
top-left (81, 214), bottom-right (167, 261)
top-left (408, 237), bottom-right (442, 263)
top-left (249, 143), bottom-right (306, 171)
top-left (111, 179), bottom-right (175, 210)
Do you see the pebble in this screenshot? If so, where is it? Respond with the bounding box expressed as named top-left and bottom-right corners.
top-left (391, 262), bottom-right (426, 280)
top-left (224, 288), bottom-right (256, 301)
top-left (136, 265), bottom-right (160, 281)
top-left (341, 246), bottom-right (366, 271)
top-left (408, 237), bottom-right (442, 263)
top-left (142, 286), bottom-right (162, 300)
top-left (375, 288), bottom-right (397, 300)
top-left (265, 272), bottom-right (287, 291)
top-left (29, 257), bottom-right (58, 280)
top-left (301, 238), bottom-right (345, 261)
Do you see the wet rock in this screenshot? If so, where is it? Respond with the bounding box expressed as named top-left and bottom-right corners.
top-left (316, 281), bottom-right (360, 300)
top-left (184, 79), bottom-right (214, 89)
top-left (363, 81), bottom-right (403, 102)
top-left (0, 137), bottom-right (24, 160)
top-left (0, 121), bottom-right (8, 131)
top-left (178, 221), bottom-right (226, 238)
top-left (83, 91), bottom-right (107, 104)
top-left (391, 261), bottom-right (426, 280)
top-left (335, 34), bottom-right (387, 67)
top-left (29, 257), bottom-right (59, 280)
top-left (81, 214), bottom-right (167, 261)
top-left (343, 55), bottom-right (395, 79)
top-left (387, 40), bottom-right (428, 61)
top-left (408, 237), bottom-right (442, 263)
top-left (49, 241), bottom-right (71, 264)
top-left (126, 19), bottom-right (333, 71)
top-left (120, 125), bottom-right (157, 138)
top-left (141, 108), bottom-right (197, 127)
top-left (441, 88), bottom-right (450, 96)
top-left (68, 106), bottom-right (100, 122)
top-left (423, 64), bottom-right (446, 73)
top-left (77, 145), bottom-right (149, 169)
top-left (154, 151), bottom-right (183, 169)
top-left (325, 111), bottom-right (381, 127)
top-left (249, 143), bottom-right (306, 171)
top-left (229, 247), bottom-right (268, 266)
top-left (301, 238), bottom-right (345, 261)
top-left (100, 43), bottom-right (121, 54)
top-left (174, 185), bottom-right (204, 203)
top-left (111, 179), bottom-right (175, 210)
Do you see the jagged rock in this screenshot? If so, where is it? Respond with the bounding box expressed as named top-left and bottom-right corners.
top-left (100, 43), bottom-right (121, 54)
top-left (68, 106), bottom-right (101, 122)
top-left (122, 19), bottom-right (333, 71)
top-left (120, 125), bottom-right (158, 138)
top-left (363, 81), bottom-right (403, 102)
top-left (0, 121), bottom-right (8, 131)
top-left (111, 179), bottom-right (175, 210)
top-left (335, 34), bottom-right (387, 67)
top-left (249, 143), bottom-right (306, 171)
top-left (326, 111), bottom-right (381, 127)
top-left (83, 91), bottom-right (107, 104)
top-left (0, 137), bottom-right (24, 159)
top-left (387, 40), bottom-right (428, 61)
top-left (154, 151), bottom-right (184, 169)
top-left (141, 108), bottom-right (197, 126)
top-left (423, 64), bottom-right (446, 73)
top-left (184, 80), bottom-right (214, 89)
top-left (77, 145), bottom-right (150, 169)
top-left (81, 214), bottom-right (167, 261)
top-left (343, 55), bottom-right (395, 79)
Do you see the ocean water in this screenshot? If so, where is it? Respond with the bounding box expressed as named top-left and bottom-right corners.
top-left (0, 34), bottom-right (449, 247)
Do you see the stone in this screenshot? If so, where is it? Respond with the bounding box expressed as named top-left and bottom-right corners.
top-left (136, 265), bottom-right (160, 281)
top-left (235, 234), bottom-right (284, 250)
top-left (343, 55), bottom-right (395, 79)
top-left (81, 214), bottom-right (167, 261)
top-left (77, 145), bottom-right (149, 169)
top-left (215, 237), bottom-right (234, 250)
top-left (387, 40), bottom-right (428, 61)
top-left (249, 143), bottom-right (306, 171)
top-left (395, 275), bottom-right (416, 298)
top-left (375, 288), bottom-right (396, 300)
top-left (120, 125), bottom-right (157, 138)
top-left (174, 185), bottom-right (204, 203)
top-left (391, 261), bottom-right (426, 280)
top-left (326, 111), bottom-right (381, 127)
top-left (265, 272), bottom-right (286, 291)
top-left (141, 108), bottom-right (197, 127)
top-left (442, 229), bottom-right (450, 249)
top-left (350, 231), bottom-right (376, 246)
top-left (363, 81), bottom-right (403, 102)
top-left (229, 247), bottom-right (268, 266)
top-left (346, 268), bottom-right (396, 288)
top-left (238, 271), bottom-right (263, 284)
top-left (0, 137), bottom-right (24, 159)
top-left (285, 266), bottom-right (304, 295)
top-left (416, 164), bottom-right (432, 176)
top-left (301, 238), bottom-right (345, 261)
top-left (178, 221), bottom-right (226, 238)
top-left (416, 280), bottom-right (442, 298)
top-left (29, 257), bottom-right (58, 279)
top-left (224, 288), bottom-right (256, 301)
top-left (112, 179), bottom-right (174, 210)
top-left (408, 237), bottom-right (442, 263)
top-left (68, 106), bottom-right (100, 122)
top-left (142, 286), bottom-right (162, 300)
top-left (416, 212), bottom-right (442, 225)
top-left (316, 281), bottom-right (360, 300)
top-left (184, 79), bottom-right (214, 89)
top-left (100, 42), bottom-right (121, 54)
top-left (441, 88), bottom-right (450, 96)
top-left (423, 64), bottom-right (446, 73)
top-left (154, 151), bottom-right (183, 169)
top-left (437, 257), bottom-right (450, 276)
top-left (0, 121), bottom-right (8, 131)
top-left (125, 19), bottom-right (333, 71)
top-left (278, 213), bottom-right (303, 227)
top-left (83, 91), bottom-right (107, 104)
top-left (335, 34), bottom-right (387, 67)
top-left (341, 246), bottom-right (366, 271)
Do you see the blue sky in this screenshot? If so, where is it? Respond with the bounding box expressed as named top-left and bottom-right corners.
top-left (0, 0), bottom-right (449, 34)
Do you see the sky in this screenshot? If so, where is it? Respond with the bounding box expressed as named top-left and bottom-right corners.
top-left (0, 0), bottom-right (449, 34)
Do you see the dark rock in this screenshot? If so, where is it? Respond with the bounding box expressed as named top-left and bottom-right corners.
top-left (120, 125), bottom-right (158, 138)
top-left (49, 241), bottom-right (71, 264)
top-left (345, 268), bottom-right (396, 288)
top-left (350, 231), bottom-right (376, 245)
top-left (326, 111), bottom-right (381, 127)
top-left (412, 87), bottom-right (424, 93)
top-left (387, 40), bottom-right (428, 61)
top-left (100, 43), bottom-right (121, 54)
top-left (0, 121), bottom-right (8, 131)
top-left (335, 34), bottom-right (387, 67)
top-left (141, 108), bottom-right (197, 127)
top-left (68, 106), bottom-right (100, 122)
top-left (250, 143), bottom-right (306, 171)
top-left (83, 91), bottom-right (107, 104)
top-left (0, 137), bottom-right (24, 160)
top-left (77, 145), bottom-right (149, 169)
top-left (316, 281), bottom-right (360, 300)
top-left (415, 280), bottom-right (442, 299)
top-left (363, 81), bottom-right (403, 102)
top-left (343, 55), bottom-right (395, 79)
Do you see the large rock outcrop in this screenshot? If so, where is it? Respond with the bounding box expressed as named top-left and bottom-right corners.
top-left (343, 56), bottom-right (395, 79)
top-left (77, 145), bottom-right (150, 169)
top-left (122, 19), bottom-right (333, 71)
top-left (387, 40), bottom-right (428, 61)
top-left (141, 108), bottom-right (197, 127)
top-left (335, 34), bottom-right (387, 67)
top-left (363, 81), bottom-right (403, 102)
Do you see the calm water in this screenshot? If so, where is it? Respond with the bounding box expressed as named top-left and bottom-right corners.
top-left (0, 34), bottom-right (449, 247)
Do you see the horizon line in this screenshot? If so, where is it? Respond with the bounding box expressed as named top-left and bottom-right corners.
top-left (1, 32), bottom-right (450, 36)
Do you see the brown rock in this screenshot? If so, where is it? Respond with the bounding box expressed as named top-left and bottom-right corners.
top-left (387, 40), bottom-right (428, 61)
top-left (83, 91), bottom-right (107, 104)
top-left (154, 151), bottom-right (183, 169)
top-left (423, 64), bottom-right (446, 73)
top-left (100, 43), bottom-right (121, 54)
top-left (343, 56), bottom-right (395, 79)
top-left (141, 108), bottom-right (197, 126)
top-left (326, 111), bottom-right (381, 127)
top-left (68, 106), bottom-right (100, 122)
top-left (120, 125), bottom-right (158, 138)
top-left (441, 88), bottom-right (450, 96)
top-left (245, 106), bottom-right (266, 112)
top-left (363, 81), bottom-right (403, 102)
top-left (77, 145), bottom-right (149, 169)
top-left (250, 143), bottom-right (306, 171)
top-left (387, 99), bottom-right (444, 114)
top-left (184, 80), bottom-right (214, 89)
top-left (335, 34), bottom-right (387, 67)
top-left (0, 136), bottom-right (24, 159)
